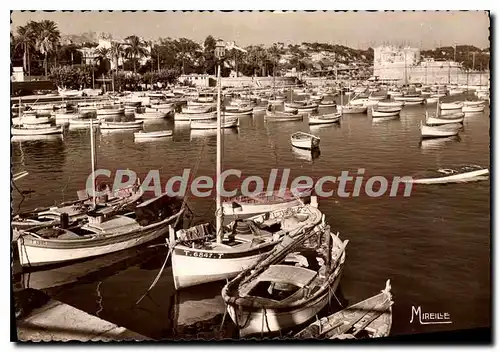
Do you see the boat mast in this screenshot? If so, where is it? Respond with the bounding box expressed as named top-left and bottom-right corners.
top-left (214, 41), bottom-right (224, 243)
top-left (90, 118), bottom-right (97, 208)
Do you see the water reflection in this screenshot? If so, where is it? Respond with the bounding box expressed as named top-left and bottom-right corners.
top-left (420, 135), bottom-right (461, 152)
top-left (291, 146), bottom-right (321, 162)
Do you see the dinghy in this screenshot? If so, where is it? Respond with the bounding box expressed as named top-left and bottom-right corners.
top-left (420, 122), bottom-right (460, 139)
top-left (425, 111), bottom-right (464, 125)
top-left (16, 193), bottom-right (185, 267)
top-left (290, 132), bottom-right (320, 150)
top-left (11, 125), bottom-right (63, 136)
top-left (100, 121), bottom-right (144, 130)
top-left (222, 188), bottom-right (312, 218)
top-left (318, 100), bottom-right (336, 108)
top-left (371, 107), bottom-right (401, 118)
top-left (265, 110), bottom-right (303, 122)
top-left (377, 101), bottom-right (404, 108)
top-left (462, 104), bottom-right (485, 113)
top-left (308, 113), bottom-right (341, 125)
top-left (222, 224), bottom-right (347, 336)
top-left (135, 110), bottom-right (169, 119)
top-left (295, 280), bottom-right (393, 340)
top-left (133, 130), bottom-right (173, 140)
top-left (284, 103), bottom-right (319, 113)
top-left (440, 101), bottom-right (463, 110)
top-left (406, 165), bottom-right (489, 184)
top-left (96, 107), bottom-right (125, 116)
top-left (191, 117), bottom-right (239, 129)
top-left (224, 106), bottom-right (254, 116)
top-left (175, 112), bottom-right (217, 121)
top-left (170, 203), bottom-right (324, 290)
top-left (337, 105), bottom-right (367, 114)
top-left (69, 118), bottom-right (100, 128)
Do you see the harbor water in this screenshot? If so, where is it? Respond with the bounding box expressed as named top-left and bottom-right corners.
top-left (12, 93), bottom-right (490, 339)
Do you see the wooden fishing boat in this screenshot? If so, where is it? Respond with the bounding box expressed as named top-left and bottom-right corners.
top-left (337, 105), bottom-right (367, 114)
top-left (318, 100), bottom-right (336, 108)
top-left (69, 118), bottom-right (100, 128)
top-left (268, 98), bottom-right (285, 105)
top-left (222, 224), bottom-right (347, 336)
top-left (134, 130), bottom-right (173, 140)
top-left (135, 110), bottom-right (169, 119)
top-left (175, 112), bottom-right (217, 121)
top-left (16, 193), bottom-right (184, 267)
top-left (393, 96), bottom-right (424, 105)
top-left (440, 101), bottom-right (463, 110)
top-left (420, 122), bottom-right (460, 139)
top-left (11, 125), bottom-right (63, 136)
top-left (150, 103), bottom-right (174, 111)
top-left (190, 117), bottom-right (239, 129)
top-left (406, 165), bottom-right (489, 184)
top-left (377, 101), bottom-right (404, 108)
top-left (462, 104), bottom-right (485, 113)
top-left (284, 103), bottom-right (319, 113)
top-left (295, 280), bottom-right (393, 340)
top-left (290, 132), bottom-right (320, 150)
top-left (100, 121), bottom-right (143, 130)
top-left (12, 184), bottom-right (144, 232)
top-left (265, 110), bottom-right (303, 122)
top-left (463, 100), bottom-right (486, 107)
top-left (14, 115), bottom-right (53, 126)
top-left (371, 107), bottom-right (401, 118)
top-left (224, 106), bottom-right (254, 116)
top-left (54, 112), bottom-right (80, 123)
top-left (425, 111), bottom-right (464, 125)
top-left (308, 113), bottom-right (341, 125)
top-left (368, 95), bottom-right (387, 101)
top-left (96, 107), bottom-right (125, 116)
top-left (222, 188), bottom-right (312, 217)
top-left (426, 97), bottom-right (439, 104)
top-left (170, 203), bottom-right (324, 290)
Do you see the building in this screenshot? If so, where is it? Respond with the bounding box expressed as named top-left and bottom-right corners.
top-left (11, 67), bottom-right (24, 82)
top-left (178, 74), bottom-right (214, 87)
top-left (373, 45), bottom-right (489, 85)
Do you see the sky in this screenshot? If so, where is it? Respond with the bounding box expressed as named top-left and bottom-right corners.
top-left (10, 11), bottom-right (490, 50)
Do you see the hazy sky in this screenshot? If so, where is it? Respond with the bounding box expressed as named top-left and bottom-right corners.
top-left (10, 11), bottom-right (490, 49)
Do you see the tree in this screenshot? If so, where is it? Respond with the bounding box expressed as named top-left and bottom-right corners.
top-left (203, 35), bottom-right (216, 74)
top-left (109, 42), bottom-right (123, 73)
top-left (124, 35), bottom-right (148, 73)
top-left (14, 24), bottom-right (36, 77)
top-left (93, 47), bottom-right (111, 76)
top-left (32, 20), bottom-right (61, 78)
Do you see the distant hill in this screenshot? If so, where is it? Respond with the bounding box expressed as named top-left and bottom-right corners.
top-left (421, 45), bottom-right (490, 70)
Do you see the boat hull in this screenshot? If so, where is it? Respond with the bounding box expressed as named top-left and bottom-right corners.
top-left (408, 169), bottom-right (489, 184)
top-left (17, 212), bottom-right (182, 267)
top-left (171, 243), bottom-right (276, 290)
top-left (227, 265), bottom-right (344, 336)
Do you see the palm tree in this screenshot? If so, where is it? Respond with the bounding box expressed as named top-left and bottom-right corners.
top-left (109, 42), bottom-right (123, 73)
top-left (33, 20), bottom-right (60, 78)
top-left (94, 47), bottom-right (111, 68)
top-left (124, 35), bottom-right (148, 73)
top-left (14, 24), bottom-right (36, 78)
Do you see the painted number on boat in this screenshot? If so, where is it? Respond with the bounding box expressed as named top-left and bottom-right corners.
top-left (182, 250), bottom-right (223, 259)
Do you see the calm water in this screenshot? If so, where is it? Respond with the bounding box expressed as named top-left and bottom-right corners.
top-left (12, 93), bottom-right (490, 339)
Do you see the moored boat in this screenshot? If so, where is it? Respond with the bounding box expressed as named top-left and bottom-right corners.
top-left (265, 110), bottom-right (303, 122)
top-left (170, 203), bottom-right (324, 290)
top-left (371, 107), bottom-right (401, 118)
top-left (295, 280), bottom-right (393, 340)
top-left (308, 113), bottom-right (341, 125)
top-left (337, 105), bottom-right (367, 114)
top-left (100, 121), bottom-right (144, 130)
top-left (222, 224), bottom-right (347, 336)
top-left (420, 122), bottom-right (460, 139)
top-left (11, 125), bottom-right (63, 136)
top-left (440, 101), bottom-right (463, 110)
top-left (190, 117), bottom-right (239, 129)
top-left (16, 193), bottom-right (184, 267)
top-left (290, 131), bottom-right (320, 150)
top-left (133, 130), bottom-right (173, 140)
top-left (406, 165), bottom-right (489, 184)
top-left (462, 104), bottom-right (485, 113)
